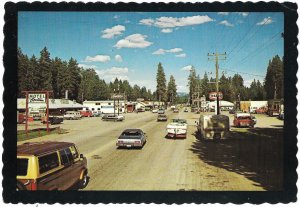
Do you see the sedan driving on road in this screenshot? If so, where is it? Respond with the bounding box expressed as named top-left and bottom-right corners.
top-left (116, 129), bottom-right (147, 149)
top-left (157, 114), bottom-right (168, 122)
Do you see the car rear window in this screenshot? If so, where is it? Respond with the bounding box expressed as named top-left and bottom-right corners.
top-left (17, 158), bottom-right (28, 176)
top-left (39, 152), bottom-right (59, 174)
top-left (121, 131), bottom-right (142, 138)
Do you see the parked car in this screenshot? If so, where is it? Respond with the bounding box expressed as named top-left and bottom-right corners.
top-left (152, 109), bottom-right (158, 113)
top-left (184, 108), bottom-right (188, 112)
top-left (116, 129), bottom-right (147, 149)
top-left (255, 107), bottom-right (267, 114)
top-left (17, 141), bottom-right (88, 190)
top-left (102, 114), bottom-right (124, 121)
top-left (91, 111), bottom-right (101, 117)
top-left (173, 108), bottom-right (179, 113)
top-left (158, 109), bottom-right (165, 114)
top-left (157, 114), bottom-right (168, 122)
top-left (278, 111), bottom-right (284, 120)
top-left (63, 111), bottom-right (81, 120)
top-left (233, 113), bottom-right (255, 128)
top-left (41, 116), bottom-right (63, 125)
top-left (251, 115), bottom-right (257, 125)
top-left (137, 108), bottom-right (145, 112)
top-left (79, 110), bottom-right (93, 117)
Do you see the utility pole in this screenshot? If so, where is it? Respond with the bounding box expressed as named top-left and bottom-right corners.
top-left (208, 52), bottom-right (226, 115)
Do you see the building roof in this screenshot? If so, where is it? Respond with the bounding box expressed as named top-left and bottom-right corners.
top-left (17, 98), bottom-right (84, 110)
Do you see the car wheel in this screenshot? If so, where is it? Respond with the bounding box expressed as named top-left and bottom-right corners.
top-left (79, 171), bottom-right (88, 189)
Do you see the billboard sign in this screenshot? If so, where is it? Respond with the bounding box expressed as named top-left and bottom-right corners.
top-left (209, 92), bottom-right (223, 100)
top-left (28, 93), bottom-right (46, 103)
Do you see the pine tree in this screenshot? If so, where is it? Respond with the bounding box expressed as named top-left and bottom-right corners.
top-left (156, 62), bottom-right (167, 102)
top-left (167, 75), bottom-right (177, 104)
top-left (38, 47), bottom-right (52, 90)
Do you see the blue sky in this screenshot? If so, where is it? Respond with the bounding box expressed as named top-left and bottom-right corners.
top-left (18, 12), bottom-right (284, 93)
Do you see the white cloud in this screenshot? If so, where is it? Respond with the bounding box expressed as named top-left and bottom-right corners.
top-left (218, 12), bottom-right (229, 15)
top-left (84, 55), bottom-right (111, 63)
top-left (237, 12), bottom-right (249, 17)
top-left (152, 48), bottom-right (183, 55)
top-left (175, 53), bottom-right (186, 58)
top-left (161, 28), bottom-right (173, 33)
top-left (115, 54), bottom-right (123, 62)
top-left (114, 34), bottom-right (153, 49)
top-left (113, 15), bottom-right (120, 19)
top-left (219, 20), bottom-right (234, 27)
top-left (152, 49), bottom-right (166, 55)
top-left (139, 18), bottom-right (155, 26)
top-left (168, 48), bottom-right (183, 53)
top-left (180, 65), bottom-right (193, 71)
top-left (256, 17), bottom-right (274, 25)
top-left (101, 25), bottom-right (125, 39)
top-left (78, 64), bottom-right (97, 69)
top-left (96, 67), bottom-right (129, 82)
top-left (139, 15), bottom-right (214, 29)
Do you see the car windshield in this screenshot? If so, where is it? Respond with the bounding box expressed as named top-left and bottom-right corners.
top-left (238, 116), bottom-right (251, 120)
top-left (172, 119), bottom-right (187, 124)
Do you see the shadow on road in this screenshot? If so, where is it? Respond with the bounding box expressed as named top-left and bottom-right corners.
top-left (190, 127), bottom-right (283, 190)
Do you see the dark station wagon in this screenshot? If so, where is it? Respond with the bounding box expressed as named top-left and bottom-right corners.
top-left (17, 141), bottom-right (88, 190)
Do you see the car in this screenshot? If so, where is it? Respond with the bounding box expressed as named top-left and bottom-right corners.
top-left (158, 109), bottom-right (165, 114)
top-left (278, 111), bottom-right (284, 120)
top-left (233, 113), bottom-right (255, 128)
top-left (251, 115), bottom-right (257, 125)
top-left (137, 108), bottom-right (145, 112)
top-left (166, 119), bottom-right (188, 138)
top-left (173, 108), bottom-right (179, 113)
top-left (157, 114), bottom-right (168, 122)
top-left (41, 116), bottom-right (63, 125)
top-left (17, 141), bottom-right (88, 190)
top-left (102, 114), bottom-right (124, 121)
top-left (63, 111), bottom-right (81, 120)
top-left (91, 111), bottom-right (101, 117)
top-left (116, 129), bottom-right (147, 149)
top-left (152, 109), bottom-right (158, 113)
top-left (256, 107), bottom-right (267, 114)
top-left (229, 109), bottom-right (235, 114)
top-left (184, 108), bottom-right (188, 112)
top-left (79, 110), bottom-right (93, 117)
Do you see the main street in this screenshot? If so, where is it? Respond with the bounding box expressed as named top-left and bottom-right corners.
top-left (18, 108), bottom-right (283, 191)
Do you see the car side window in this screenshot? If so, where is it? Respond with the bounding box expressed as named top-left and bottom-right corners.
top-left (39, 152), bottom-right (59, 174)
top-left (59, 148), bottom-right (74, 165)
top-left (70, 146), bottom-right (79, 159)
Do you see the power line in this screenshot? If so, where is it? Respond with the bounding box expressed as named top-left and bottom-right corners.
top-left (226, 14), bottom-right (275, 68)
top-left (229, 30), bottom-right (283, 69)
top-left (220, 68), bottom-right (265, 78)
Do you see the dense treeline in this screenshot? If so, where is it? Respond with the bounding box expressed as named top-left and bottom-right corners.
top-left (18, 47), bottom-right (154, 102)
top-left (188, 55), bottom-right (283, 103)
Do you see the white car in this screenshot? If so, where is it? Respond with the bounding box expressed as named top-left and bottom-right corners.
top-left (63, 111), bottom-right (81, 120)
top-left (152, 109), bottom-right (158, 113)
top-left (116, 129), bottom-right (147, 149)
top-left (166, 119), bottom-right (188, 138)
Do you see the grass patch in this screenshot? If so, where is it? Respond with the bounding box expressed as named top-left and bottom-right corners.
top-left (17, 127), bottom-right (68, 142)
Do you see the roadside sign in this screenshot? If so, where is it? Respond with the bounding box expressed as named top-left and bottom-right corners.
top-left (112, 94), bottom-right (124, 99)
top-left (28, 93), bottom-right (46, 103)
top-left (209, 92), bottom-right (223, 100)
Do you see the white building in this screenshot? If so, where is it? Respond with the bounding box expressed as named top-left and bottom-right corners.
top-left (83, 100), bottom-right (125, 114)
top-left (207, 101), bottom-right (234, 111)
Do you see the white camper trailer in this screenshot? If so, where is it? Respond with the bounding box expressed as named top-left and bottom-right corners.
top-left (196, 115), bottom-right (230, 140)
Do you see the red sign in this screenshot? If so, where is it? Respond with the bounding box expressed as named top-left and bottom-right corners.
top-left (209, 92), bottom-right (223, 100)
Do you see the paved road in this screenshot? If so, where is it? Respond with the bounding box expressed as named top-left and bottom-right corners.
top-left (18, 109), bottom-right (283, 191)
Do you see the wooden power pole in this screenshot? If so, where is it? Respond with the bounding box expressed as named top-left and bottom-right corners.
top-left (208, 52), bottom-right (226, 115)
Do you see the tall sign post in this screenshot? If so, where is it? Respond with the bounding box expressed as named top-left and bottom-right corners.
top-left (208, 52), bottom-right (226, 115)
top-left (22, 91), bottom-right (52, 136)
